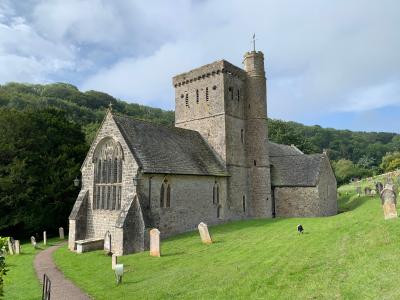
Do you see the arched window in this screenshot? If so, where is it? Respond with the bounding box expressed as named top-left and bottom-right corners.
top-left (160, 179), bottom-right (171, 208)
top-left (213, 181), bottom-right (219, 204)
top-left (93, 138), bottom-right (124, 211)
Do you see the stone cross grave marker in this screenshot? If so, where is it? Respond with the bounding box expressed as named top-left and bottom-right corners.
top-left (15, 240), bottom-right (20, 255)
top-left (43, 231), bottom-right (47, 245)
top-left (149, 228), bottom-right (161, 257)
top-left (198, 222), bottom-right (212, 244)
top-left (7, 237), bottom-right (15, 255)
top-left (31, 236), bottom-right (37, 249)
top-left (59, 227), bottom-right (64, 239)
top-left (381, 187), bottom-right (397, 220)
top-left (104, 231), bottom-right (111, 255)
top-left (112, 254), bottom-right (118, 270)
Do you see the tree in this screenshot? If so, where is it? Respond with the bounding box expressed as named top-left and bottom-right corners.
top-left (380, 152), bottom-right (400, 172)
top-left (0, 108), bottom-right (87, 237)
top-left (332, 159), bottom-right (372, 185)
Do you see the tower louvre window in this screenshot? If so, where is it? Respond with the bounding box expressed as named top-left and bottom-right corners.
top-left (241, 129), bottom-right (244, 144)
top-left (206, 87), bottom-right (209, 101)
top-left (185, 93), bottom-right (189, 107)
top-left (243, 195), bottom-right (246, 212)
top-left (196, 89), bottom-right (199, 104)
top-left (237, 89), bottom-right (240, 101)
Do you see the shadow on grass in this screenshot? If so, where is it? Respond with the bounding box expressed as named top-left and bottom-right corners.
top-left (339, 194), bottom-right (373, 213)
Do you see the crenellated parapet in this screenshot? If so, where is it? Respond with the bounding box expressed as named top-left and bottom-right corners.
top-left (173, 60), bottom-right (246, 87)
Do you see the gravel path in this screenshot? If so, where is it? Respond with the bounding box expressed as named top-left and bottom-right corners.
top-left (34, 243), bottom-right (91, 300)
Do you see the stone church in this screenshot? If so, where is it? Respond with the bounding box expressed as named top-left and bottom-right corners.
top-left (68, 50), bottom-right (337, 255)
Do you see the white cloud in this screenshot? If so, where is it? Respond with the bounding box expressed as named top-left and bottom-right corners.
top-left (0, 0), bottom-right (399, 124)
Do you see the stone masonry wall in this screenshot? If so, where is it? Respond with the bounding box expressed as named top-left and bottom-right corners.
top-left (317, 156), bottom-right (338, 216)
top-left (138, 174), bottom-right (228, 238)
top-left (274, 187), bottom-right (321, 217)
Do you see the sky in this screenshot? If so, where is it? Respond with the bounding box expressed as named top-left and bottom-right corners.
top-left (1, 0), bottom-right (399, 133)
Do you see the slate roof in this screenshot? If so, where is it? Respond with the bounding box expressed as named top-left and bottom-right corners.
top-left (270, 154), bottom-right (323, 187)
top-left (113, 114), bottom-right (227, 176)
top-left (268, 141), bottom-right (303, 157)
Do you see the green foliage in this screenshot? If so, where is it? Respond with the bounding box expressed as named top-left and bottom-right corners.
top-left (380, 152), bottom-right (400, 172)
top-left (0, 238), bottom-right (8, 255)
top-left (0, 254), bottom-right (7, 297)
top-left (332, 159), bottom-right (372, 185)
top-left (0, 108), bottom-right (87, 237)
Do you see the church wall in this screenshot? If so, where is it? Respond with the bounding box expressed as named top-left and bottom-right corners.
top-left (317, 156), bottom-right (338, 216)
top-left (274, 187), bottom-right (320, 217)
top-left (79, 112), bottom-right (140, 253)
top-left (139, 174), bottom-right (228, 238)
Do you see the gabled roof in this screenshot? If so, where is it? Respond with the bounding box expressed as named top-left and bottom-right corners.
top-left (268, 141), bottom-right (304, 157)
top-left (270, 154), bottom-right (323, 187)
top-left (113, 114), bottom-right (227, 176)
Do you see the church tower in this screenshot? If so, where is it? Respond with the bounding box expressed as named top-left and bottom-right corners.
top-left (243, 51), bottom-right (272, 217)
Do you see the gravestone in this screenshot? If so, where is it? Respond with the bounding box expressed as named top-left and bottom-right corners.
top-left (112, 254), bottom-right (118, 270)
top-left (198, 222), bottom-right (212, 244)
top-left (381, 187), bottom-right (397, 220)
top-left (59, 227), bottom-right (64, 239)
top-left (15, 240), bottom-right (20, 255)
top-left (371, 189), bottom-right (376, 195)
top-left (7, 237), bottom-right (15, 255)
top-left (31, 236), bottom-right (37, 249)
top-left (149, 228), bottom-right (161, 257)
top-left (355, 186), bottom-right (361, 196)
top-left (43, 231), bottom-right (47, 245)
top-left (376, 182), bottom-right (383, 194)
top-left (104, 231), bottom-right (112, 255)
top-left (364, 187), bottom-right (372, 195)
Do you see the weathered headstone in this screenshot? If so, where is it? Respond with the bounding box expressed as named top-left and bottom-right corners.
top-left (59, 227), bottom-right (64, 239)
top-left (371, 189), bottom-right (376, 195)
top-left (364, 187), bottom-right (372, 195)
top-left (31, 236), bottom-right (37, 249)
top-left (43, 231), bottom-right (47, 245)
top-left (381, 188), bottom-right (397, 220)
top-left (149, 228), bottom-right (161, 257)
top-left (104, 231), bottom-right (112, 255)
top-left (198, 222), bottom-right (212, 244)
top-left (355, 186), bottom-right (361, 197)
top-left (376, 182), bottom-right (383, 194)
top-left (112, 254), bottom-right (118, 270)
top-left (15, 240), bottom-right (20, 255)
top-left (7, 237), bottom-right (15, 255)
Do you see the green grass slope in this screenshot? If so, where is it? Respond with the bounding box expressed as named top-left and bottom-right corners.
top-left (53, 190), bottom-right (400, 299)
top-left (3, 238), bottom-right (61, 300)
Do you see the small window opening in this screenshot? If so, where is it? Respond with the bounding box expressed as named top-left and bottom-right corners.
top-left (206, 87), bottom-right (209, 101)
top-left (254, 160), bottom-right (257, 166)
top-left (229, 87), bottom-right (233, 100)
top-left (213, 85), bottom-right (217, 90)
top-left (217, 205), bottom-right (221, 219)
top-left (243, 195), bottom-right (246, 212)
top-left (237, 89), bottom-right (240, 102)
top-left (196, 89), bottom-right (199, 104)
top-left (241, 129), bottom-right (244, 144)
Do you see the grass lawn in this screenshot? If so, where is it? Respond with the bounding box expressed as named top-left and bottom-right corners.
top-left (3, 238), bottom-right (62, 300)
top-left (53, 187), bottom-right (400, 299)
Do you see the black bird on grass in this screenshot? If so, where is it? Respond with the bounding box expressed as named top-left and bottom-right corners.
top-left (297, 224), bottom-right (304, 234)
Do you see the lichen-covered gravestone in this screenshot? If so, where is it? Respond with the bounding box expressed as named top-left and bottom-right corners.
top-left (376, 182), bottom-right (384, 194)
top-left (31, 236), bottom-right (37, 249)
top-left (149, 228), bottom-right (160, 257)
top-left (198, 222), bottom-right (212, 244)
top-left (381, 187), bottom-right (397, 220)
top-left (59, 227), bottom-right (64, 239)
top-left (15, 240), bottom-right (20, 255)
top-left (7, 237), bottom-right (15, 255)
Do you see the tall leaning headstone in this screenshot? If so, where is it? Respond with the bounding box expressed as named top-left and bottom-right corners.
top-left (7, 238), bottom-right (15, 255)
top-left (15, 240), bottom-right (21, 255)
top-left (59, 227), bottom-right (64, 239)
top-left (381, 187), bottom-right (397, 220)
top-left (43, 231), bottom-right (47, 245)
top-left (31, 236), bottom-right (37, 249)
top-left (149, 228), bottom-right (161, 257)
top-left (198, 222), bottom-right (212, 244)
